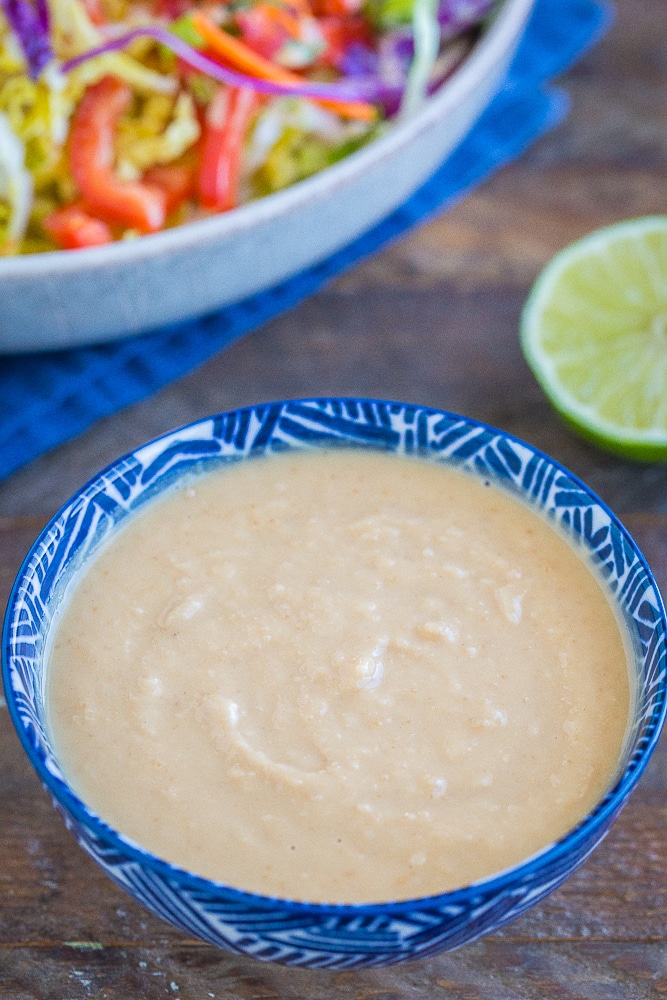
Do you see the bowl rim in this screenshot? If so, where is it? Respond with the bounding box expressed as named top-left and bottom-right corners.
top-left (4, 397), bottom-right (666, 916)
top-left (0, 0), bottom-right (535, 280)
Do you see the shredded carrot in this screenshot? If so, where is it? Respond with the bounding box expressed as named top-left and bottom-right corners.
top-left (189, 11), bottom-right (377, 121)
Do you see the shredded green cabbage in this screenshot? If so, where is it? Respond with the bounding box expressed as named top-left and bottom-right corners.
top-left (399, 0), bottom-right (440, 116)
top-left (0, 111), bottom-right (32, 250)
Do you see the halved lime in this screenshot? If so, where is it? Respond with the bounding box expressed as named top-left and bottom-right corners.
top-left (520, 216), bottom-right (667, 462)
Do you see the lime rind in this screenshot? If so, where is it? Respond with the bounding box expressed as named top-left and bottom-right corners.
top-left (520, 215), bottom-right (667, 461)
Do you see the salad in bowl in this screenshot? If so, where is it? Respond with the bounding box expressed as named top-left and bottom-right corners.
top-left (0, 0), bottom-right (498, 253)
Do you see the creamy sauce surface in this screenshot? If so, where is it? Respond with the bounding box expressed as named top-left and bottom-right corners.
top-left (47, 449), bottom-right (631, 902)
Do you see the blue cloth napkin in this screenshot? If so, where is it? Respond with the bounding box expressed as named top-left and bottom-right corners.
top-left (0, 0), bottom-right (613, 483)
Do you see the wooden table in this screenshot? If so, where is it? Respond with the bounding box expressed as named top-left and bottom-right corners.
top-left (1, 1), bottom-right (666, 995)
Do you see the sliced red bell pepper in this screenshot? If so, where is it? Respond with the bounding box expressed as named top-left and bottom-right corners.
top-left (42, 204), bottom-right (113, 249)
top-left (311, 0), bottom-right (364, 15)
top-left (198, 86), bottom-right (259, 213)
top-left (152, 0), bottom-right (191, 18)
top-left (69, 76), bottom-right (167, 234)
top-left (144, 161), bottom-right (197, 216)
top-left (80, 0), bottom-right (106, 25)
top-left (235, 5), bottom-right (293, 62)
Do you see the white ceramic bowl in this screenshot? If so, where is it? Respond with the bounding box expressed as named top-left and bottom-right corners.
top-left (0, 0), bottom-right (534, 353)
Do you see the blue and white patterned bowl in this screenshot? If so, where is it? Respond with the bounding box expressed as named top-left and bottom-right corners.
top-left (3, 399), bottom-right (667, 968)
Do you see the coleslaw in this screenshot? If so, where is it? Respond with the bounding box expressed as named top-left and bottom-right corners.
top-left (0, 0), bottom-right (497, 252)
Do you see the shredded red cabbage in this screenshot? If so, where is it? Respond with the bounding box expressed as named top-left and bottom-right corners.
top-left (339, 40), bottom-right (378, 79)
top-left (61, 26), bottom-right (385, 103)
top-left (437, 0), bottom-right (495, 37)
top-left (346, 2), bottom-right (489, 116)
top-left (1, 0), bottom-right (53, 78)
top-left (340, 34), bottom-right (415, 115)
top-left (1, 0), bottom-right (490, 116)
top-left (35, 0), bottom-right (49, 32)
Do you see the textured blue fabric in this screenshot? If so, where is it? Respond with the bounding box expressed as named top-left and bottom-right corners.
top-left (0, 0), bottom-right (613, 482)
